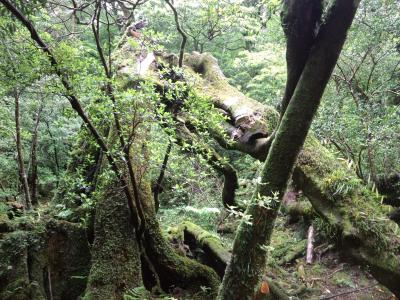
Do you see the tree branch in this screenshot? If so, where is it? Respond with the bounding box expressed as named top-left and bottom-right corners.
top-left (165, 0), bottom-right (187, 67)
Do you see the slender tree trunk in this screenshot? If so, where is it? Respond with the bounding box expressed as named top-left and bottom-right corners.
top-left (366, 131), bottom-right (377, 182)
top-left (218, 1), bottom-right (359, 299)
top-left (29, 102), bottom-right (43, 206)
top-left (14, 90), bottom-right (31, 210)
top-left (153, 141), bottom-right (172, 211)
top-left (165, 0), bottom-right (187, 67)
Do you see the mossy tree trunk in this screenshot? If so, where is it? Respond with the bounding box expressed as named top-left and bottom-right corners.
top-left (84, 173), bottom-right (221, 299)
top-left (140, 180), bottom-right (221, 295)
top-left (84, 186), bottom-right (143, 300)
top-left (218, 1), bottom-right (359, 298)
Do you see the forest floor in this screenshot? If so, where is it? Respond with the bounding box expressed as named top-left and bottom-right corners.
top-left (0, 199), bottom-right (395, 300)
top-left (159, 206), bottom-right (395, 300)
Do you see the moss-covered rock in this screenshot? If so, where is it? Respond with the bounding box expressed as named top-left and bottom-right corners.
top-left (0, 218), bottom-right (91, 300)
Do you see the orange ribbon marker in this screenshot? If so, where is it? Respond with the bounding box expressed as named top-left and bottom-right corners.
top-left (260, 280), bottom-right (270, 294)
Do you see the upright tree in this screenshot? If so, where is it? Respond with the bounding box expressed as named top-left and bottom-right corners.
top-left (219, 1), bottom-right (360, 298)
top-left (14, 89), bottom-right (32, 209)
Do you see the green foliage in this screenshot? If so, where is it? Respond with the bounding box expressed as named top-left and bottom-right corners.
top-left (322, 169), bottom-right (363, 200)
top-left (224, 44), bottom-right (286, 106)
top-left (313, 0), bottom-right (400, 179)
top-left (0, 1), bottom-right (399, 297)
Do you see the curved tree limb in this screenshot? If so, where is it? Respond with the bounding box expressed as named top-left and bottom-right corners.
top-left (113, 3), bottom-right (400, 295)
top-left (174, 121), bottom-right (239, 209)
top-left (165, 0), bottom-right (187, 67)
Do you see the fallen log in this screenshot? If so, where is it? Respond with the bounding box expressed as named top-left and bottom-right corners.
top-left (177, 221), bottom-right (231, 278)
top-left (176, 53), bottom-right (400, 297)
top-left (115, 36), bottom-right (400, 296)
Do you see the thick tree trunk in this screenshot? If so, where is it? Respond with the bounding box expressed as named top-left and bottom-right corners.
top-left (84, 185), bottom-right (143, 300)
top-left (0, 219), bottom-right (91, 300)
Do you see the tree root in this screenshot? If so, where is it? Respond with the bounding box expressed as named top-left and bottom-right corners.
top-left (140, 183), bottom-right (221, 297)
top-left (173, 221), bottom-right (291, 300)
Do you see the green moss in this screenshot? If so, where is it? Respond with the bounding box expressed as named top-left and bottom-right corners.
top-left (0, 229), bottom-right (46, 300)
top-left (1, 215), bottom-right (91, 299)
top-left (84, 184), bottom-right (142, 300)
top-left (332, 272), bottom-right (356, 288)
top-left (139, 182), bottom-right (220, 296)
top-left (310, 263), bottom-right (327, 276)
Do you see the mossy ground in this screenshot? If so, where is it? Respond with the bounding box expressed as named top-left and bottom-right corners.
top-left (157, 209), bottom-right (394, 299)
top-left (263, 217), bottom-right (393, 300)
top-left (1, 175), bottom-right (396, 300)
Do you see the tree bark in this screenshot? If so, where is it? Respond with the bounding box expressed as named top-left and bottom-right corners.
top-left (306, 225), bottom-right (314, 264)
top-left (84, 184), bottom-right (143, 300)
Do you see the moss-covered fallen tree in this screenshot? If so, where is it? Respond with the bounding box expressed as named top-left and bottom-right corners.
top-left (172, 52), bottom-right (400, 296)
top-left (115, 31), bottom-right (400, 295)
